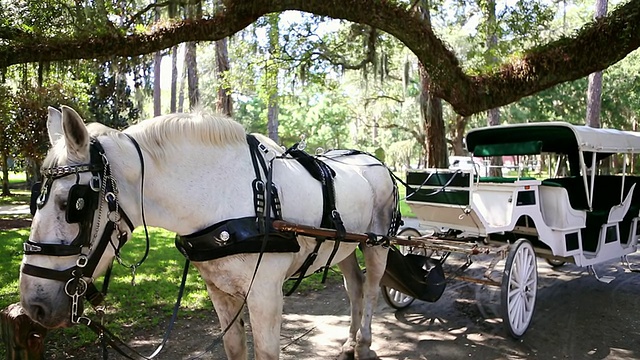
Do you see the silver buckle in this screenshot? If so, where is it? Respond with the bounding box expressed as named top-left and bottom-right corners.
top-left (23, 243), bottom-right (42, 253)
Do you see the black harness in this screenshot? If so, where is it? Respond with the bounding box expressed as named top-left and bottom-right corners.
top-left (23, 138), bottom-right (135, 320)
top-left (175, 135), bottom-right (300, 261)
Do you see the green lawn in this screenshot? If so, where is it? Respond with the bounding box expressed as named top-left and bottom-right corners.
top-left (0, 171), bottom-right (30, 205)
top-left (7, 172), bottom-right (26, 184)
top-left (397, 173), bottom-right (415, 218)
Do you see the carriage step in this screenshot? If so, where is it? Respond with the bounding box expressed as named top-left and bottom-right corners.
top-left (622, 255), bottom-right (640, 273)
top-left (588, 265), bottom-right (615, 284)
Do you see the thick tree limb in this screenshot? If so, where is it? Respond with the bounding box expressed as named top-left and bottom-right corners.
top-left (0, 0), bottom-right (638, 116)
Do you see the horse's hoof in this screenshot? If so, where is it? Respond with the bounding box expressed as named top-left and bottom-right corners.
top-left (355, 350), bottom-right (380, 360)
top-left (336, 350), bottom-right (355, 360)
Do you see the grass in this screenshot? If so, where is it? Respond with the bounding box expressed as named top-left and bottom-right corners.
top-left (397, 173), bottom-right (415, 218)
top-left (0, 171), bottom-right (30, 205)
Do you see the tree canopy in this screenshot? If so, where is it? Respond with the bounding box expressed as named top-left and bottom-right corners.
top-left (1, 0), bottom-right (639, 116)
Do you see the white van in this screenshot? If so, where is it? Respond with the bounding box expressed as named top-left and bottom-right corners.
top-left (448, 155), bottom-right (488, 176)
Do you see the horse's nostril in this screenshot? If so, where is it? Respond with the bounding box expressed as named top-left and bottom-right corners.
top-left (31, 304), bottom-right (47, 322)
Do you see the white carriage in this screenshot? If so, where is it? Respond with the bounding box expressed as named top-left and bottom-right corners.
top-left (383, 122), bottom-right (640, 338)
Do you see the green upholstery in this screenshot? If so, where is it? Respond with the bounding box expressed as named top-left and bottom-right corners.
top-left (542, 176), bottom-right (640, 251)
top-left (473, 141), bottom-right (543, 157)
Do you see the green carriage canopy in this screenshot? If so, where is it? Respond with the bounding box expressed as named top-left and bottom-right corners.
top-left (466, 122), bottom-right (640, 157)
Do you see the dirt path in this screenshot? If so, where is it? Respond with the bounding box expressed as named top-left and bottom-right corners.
top-left (54, 251), bottom-right (640, 360)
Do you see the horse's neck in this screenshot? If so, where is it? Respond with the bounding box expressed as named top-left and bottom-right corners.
top-left (108, 139), bottom-right (257, 235)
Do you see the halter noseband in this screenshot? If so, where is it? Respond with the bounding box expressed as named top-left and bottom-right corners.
top-left (22, 137), bottom-right (135, 324)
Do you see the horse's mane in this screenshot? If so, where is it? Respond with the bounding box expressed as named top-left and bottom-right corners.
top-left (44, 110), bottom-right (280, 167)
top-left (122, 109), bottom-right (247, 162)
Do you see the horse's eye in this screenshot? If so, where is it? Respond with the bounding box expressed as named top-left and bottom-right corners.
top-left (59, 201), bottom-right (68, 211)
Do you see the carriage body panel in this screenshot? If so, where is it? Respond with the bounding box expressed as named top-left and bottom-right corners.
top-left (406, 122), bottom-right (640, 268)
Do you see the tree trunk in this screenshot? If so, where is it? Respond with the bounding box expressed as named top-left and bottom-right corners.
top-left (266, 13), bottom-right (280, 143)
top-left (267, 95), bottom-right (279, 143)
top-left (153, 3), bottom-right (162, 117)
top-left (186, 42), bottom-right (199, 110)
top-left (185, 0), bottom-right (202, 110)
top-left (450, 115), bottom-right (467, 156)
top-left (419, 64), bottom-right (446, 168)
top-left (417, 0), bottom-right (447, 168)
top-left (178, 54), bottom-right (186, 113)
top-left (1, 146), bottom-right (9, 196)
top-left (170, 45), bottom-right (178, 113)
top-left (1, 303), bottom-right (48, 360)
top-left (215, 38), bottom-right (233, 116)
top-left (37, 63), bottom-right (43, 88)
top-left (484, 0), bottom-right (502, 176)
top-left (153, 52), bottom-right (162, 116)
top-left (586, 0), bottom-right (608, 129)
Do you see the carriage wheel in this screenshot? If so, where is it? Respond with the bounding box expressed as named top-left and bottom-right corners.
top-left (380, 227), bottom-right (424, 310)
top-left (500, 238), bottom-right (538, 339)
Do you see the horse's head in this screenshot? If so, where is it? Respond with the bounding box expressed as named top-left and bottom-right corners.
top-left (20, 106), bottom-right (131, 328)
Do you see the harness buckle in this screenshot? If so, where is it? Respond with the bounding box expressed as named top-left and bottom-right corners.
top-left (77, 316), bottom-right (92, 326)
top-left (23, 242), bottom-right (42, 253)
top-left (77, 254), bottom-right (88, 268)
top-left (90, 176), bottom-right (101, 192)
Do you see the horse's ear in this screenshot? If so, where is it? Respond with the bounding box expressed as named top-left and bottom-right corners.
top-left (61, 105), bottom-right (89, 161)
top-left (47, 107), bottom-right (63, 145)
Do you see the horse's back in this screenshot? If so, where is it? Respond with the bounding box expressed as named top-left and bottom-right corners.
top-left (275, 150), bottom-right (395, 234)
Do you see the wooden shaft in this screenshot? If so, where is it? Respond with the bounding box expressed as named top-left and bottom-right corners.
top-left (272, 220), bottom-right (491, 255)
top-left (272, 220), bottom-right (369, 242)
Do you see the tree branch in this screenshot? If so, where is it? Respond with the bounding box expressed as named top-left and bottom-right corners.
top-left (364, 95), bottom-right (404, 106)
top-left (0, 0), bottom-right (638, 116)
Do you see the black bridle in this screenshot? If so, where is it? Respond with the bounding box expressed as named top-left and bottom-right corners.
top-left (22, 137), bottom-right (135, 324)
top-left (22, 135), bottom-right (197, 360)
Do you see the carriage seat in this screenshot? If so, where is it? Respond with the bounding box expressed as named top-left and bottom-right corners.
top-left (541, 176), bottom-right (640, 212)
top-left (608, 183), bottom-right (636, 224)
top-left (542, 176), bottom-right (640, 252)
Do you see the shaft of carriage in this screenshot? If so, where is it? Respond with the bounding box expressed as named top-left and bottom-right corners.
top-left (272, 220), bottom-right (494, 255)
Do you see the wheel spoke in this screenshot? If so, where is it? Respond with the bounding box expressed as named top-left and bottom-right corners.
top-left (502, 240), bottom-right (538, 338)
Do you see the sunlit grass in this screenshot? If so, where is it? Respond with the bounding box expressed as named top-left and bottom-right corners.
top-left (397, 172), bottom-right (415, 218)
top-left (7, 171), bottom-right (26, 184)
top-left (0, 171), bottom-right (30, 205)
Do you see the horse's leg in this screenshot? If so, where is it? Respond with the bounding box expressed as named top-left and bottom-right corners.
top-left (336, 252), bottom-right (364, 360)
top-left (355, 245), bottom-right (388, 360)
top-left (337, 246), bottom-right (387, 360)
top-left (245, 279), bottom-right (285, 360)
top-left (204, 282), bottom-right (248, 360)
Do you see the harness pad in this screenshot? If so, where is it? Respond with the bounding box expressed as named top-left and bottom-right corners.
top-left (175, 217), bottom-right (300, 262)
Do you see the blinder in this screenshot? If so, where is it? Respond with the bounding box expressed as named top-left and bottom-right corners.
top-left (30, 182), bottom-right (41, 216)
top-left (66, 184), bottom-right (100, 224)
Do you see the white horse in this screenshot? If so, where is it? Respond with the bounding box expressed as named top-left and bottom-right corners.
top-left (19, 106), bottom-right (399, 359)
